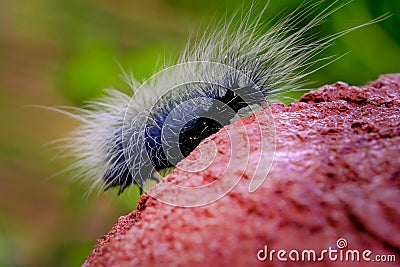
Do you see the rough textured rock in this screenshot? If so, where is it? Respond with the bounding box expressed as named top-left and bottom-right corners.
top-left (83, 74), bottom-right (400, 266)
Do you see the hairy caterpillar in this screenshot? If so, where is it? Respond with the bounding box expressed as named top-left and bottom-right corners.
top-left (60, 1), bottom-right (385, 195)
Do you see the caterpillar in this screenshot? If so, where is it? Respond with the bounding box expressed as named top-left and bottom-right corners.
top-left (60, 1), bottom-right (385, 195)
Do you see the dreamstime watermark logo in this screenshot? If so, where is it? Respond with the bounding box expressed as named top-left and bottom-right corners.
top-left (257, 238), bottom-right (397, 263)
top-left (122, 61), bottom-right (276, 207)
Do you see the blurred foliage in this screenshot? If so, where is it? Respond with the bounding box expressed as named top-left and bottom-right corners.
top-left (0, 0), bottom-right (399, 266)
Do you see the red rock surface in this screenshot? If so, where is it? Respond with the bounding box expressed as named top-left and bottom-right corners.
top-left (83, 74), bottom-right (400, 266)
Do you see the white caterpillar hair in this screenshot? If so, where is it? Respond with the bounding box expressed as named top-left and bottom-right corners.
top-left (59, 0), bottom-right (385, 194)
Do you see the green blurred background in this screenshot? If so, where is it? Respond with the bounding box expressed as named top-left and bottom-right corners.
top-left (0, 0), bottom-right (399, 266)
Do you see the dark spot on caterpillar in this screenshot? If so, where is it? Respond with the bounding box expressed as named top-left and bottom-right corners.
top-left (104, 83), bottom-right (263, 193)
